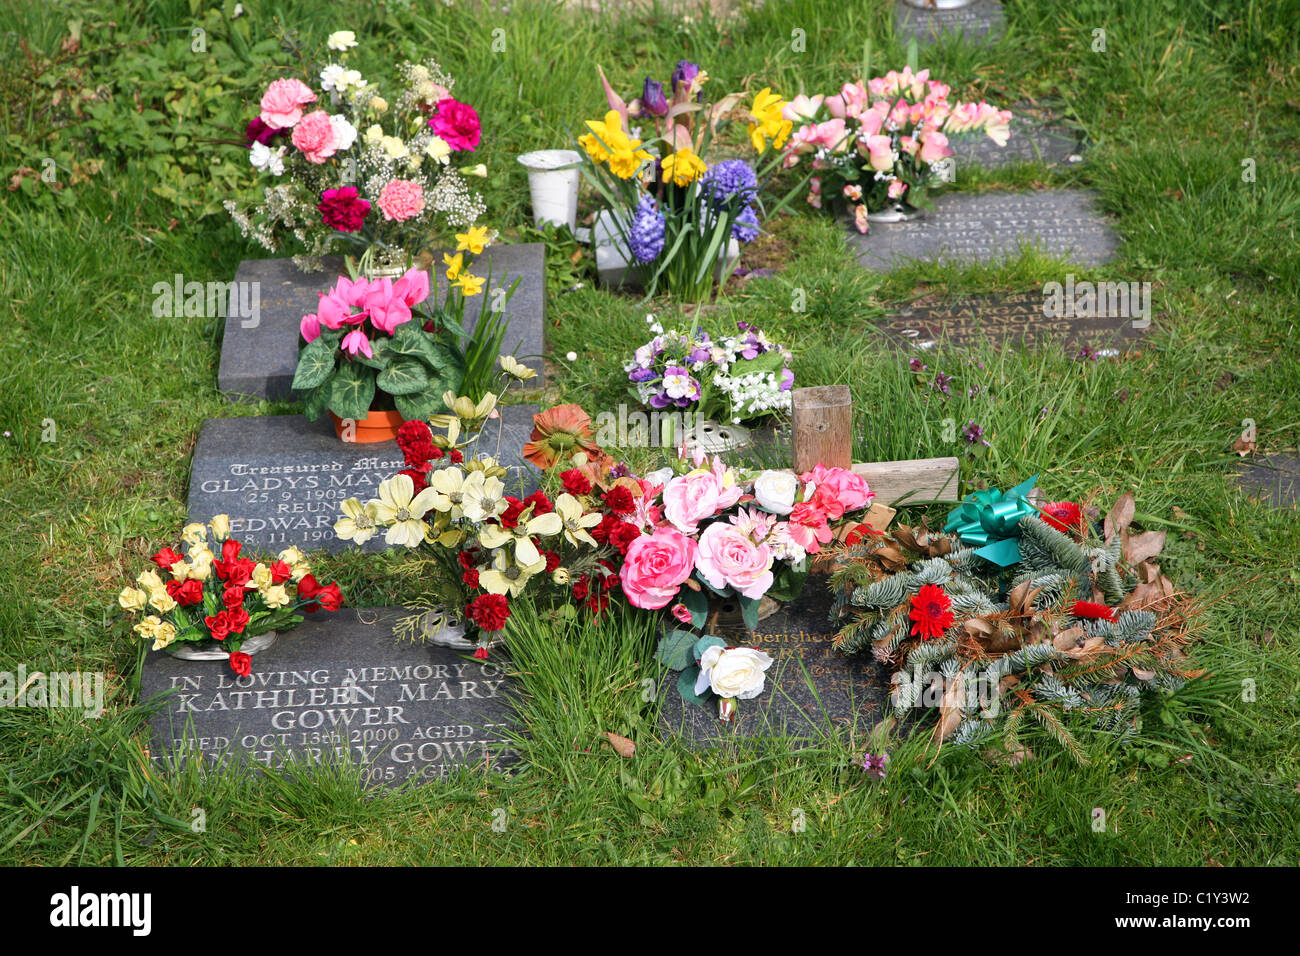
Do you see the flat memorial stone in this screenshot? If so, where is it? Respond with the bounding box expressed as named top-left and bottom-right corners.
top-left (186, 405), bottom-right (540, 554)
top-left (141, 608), bottom-right (520, 787)
top-left (218, 243), bottom-right (547, 402)
top-left (894, 0), bottom-right (1006, 45)
top-left (848, 189), bottom-right (1118, 270)
top-left (954, 114), bottom-right (1082, 170)
top-left (880, 290), bottom-right (1149, 354)
top-left (1237, 454), bottom-right (1300, 509)
top-left (659, 579), bottom-right (889, 748)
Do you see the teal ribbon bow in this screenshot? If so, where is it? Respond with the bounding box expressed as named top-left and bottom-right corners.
top-left (943, 474), bottom-right (1039, 567)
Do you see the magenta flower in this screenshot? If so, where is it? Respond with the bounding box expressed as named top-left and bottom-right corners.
top-left (341, 329), bottom-right (373, 359)
top-left (428, 98), bottom-right (481, 152)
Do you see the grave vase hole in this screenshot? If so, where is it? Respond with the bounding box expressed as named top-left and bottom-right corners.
top-left (330, 408), bottom-right (405, 444)
top-left (517, 150), bottom-right (581, 230)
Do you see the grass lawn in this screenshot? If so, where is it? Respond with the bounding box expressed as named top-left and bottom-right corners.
top-left (1, 0), bottom-right (1299, 866)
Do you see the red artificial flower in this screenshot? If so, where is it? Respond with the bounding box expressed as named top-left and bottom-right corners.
top-left (297, 573), bottom-right (321, 598)
top-left (315, 583), bottom-right (344, 612)
top-left (1041, 501), bottom-right (1084, 535)
top-left (598, 559), bottom-right (620, 591)
top-left (269, 560), bottom-right (293, 584)
top-left (585, 590), bottom-right (610, 618)
top-left (229, 651), bottom-right (252, 678)
top-left (152, 547), bottom-right (184, 571)
top-left (456, 550), bottom-right (477, 571)
top-left (222, 559), bottom-right (256, 589)
top-left (671, 603), bottom-right (692, 624)
top-left (396, 419), bottom-right (433, 451)
top-left (166, 578), bottom-right (204, 606)
top-left (429, 98), bottom-right (481, 152)
top-left (609, 521), bottom-right (641, 555)
top-left (1071, 601), bottom-right (1116, 621)
top-left (844, 522), bottom-right (881, 546)
top-left (499, 496), bottom-right (525, 529)
top-left (572, 575), bottom-right (590, 601)
top-left (245, 116), bottom-right (278, 145)
top-left (542, 550), bottom-right (562, 573)
top-left (467, 593), bottom-right (510, 631)
top-left (561, 469), bottom-right (592, 496)
top-left (908, 584), bottom-right (955, 640)
top-left (602, 485), bottom-right (635, 515)
top-left (473, 647), bottom-right (490, 660)
top-left (226, 607), bottom-right (250, 634)
top-left (222, 586), bottom-right (246, 610)
top-left (317, 186), bottom-right (371, 232)
top-left (524, 490), bottom-right (553, 515)
top-left (591, 513), bottom-right (621, 545)
top-left (221, 540), bottom-right (242, 562)
top-left (462, 568), bottom-right (481, 589)
top-left (205, 611), bottom-right (232, 642)
top-left (449, 449), bottom-right (463, 464)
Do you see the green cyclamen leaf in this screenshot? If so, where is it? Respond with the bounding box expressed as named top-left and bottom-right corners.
top-left (292, 336), bottom-right (336, 391)
top-left (375, 356), bottom-right (431, 396)
top-left (327, 362), bottom-right (376, 421)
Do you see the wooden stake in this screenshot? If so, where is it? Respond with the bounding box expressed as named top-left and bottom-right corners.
top-left (791, 385), bottom-right (853, 474)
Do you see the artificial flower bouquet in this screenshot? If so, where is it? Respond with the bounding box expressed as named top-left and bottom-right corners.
top-left (117, 515), bottom-right (344, 676)
top-left (626, 315), bottom-right (794, 426)
top-left (226, 30), bottom-right (486, 273)
top-left (782, 66), bottom-right (1011, 231)
top-left (577, 60), bottom-right (801, 301)
top-left (828, 480), bottom-right (1198, 759)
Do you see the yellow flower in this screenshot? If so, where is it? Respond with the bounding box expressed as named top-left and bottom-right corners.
top-left (458, 471), bottom-right (507, 523)
top-left (278, 546), bottom-right (306, 566)
top-left (250, 563), bottom-right (274, 590)
top-left (443, 252), bottom-right (463, 281)
top-left (579, 114), bottom-right (615, 162)
top-left (381, 135), bottom-right (409, 160)
top-left (136, 569), bottom-right (164, 592)
top-left (479, 547), bottom-right (546, 598)
top-left (210, 514), bottom-right (230, 541)
top-left (364, 124), bottom-right (384, 146)
top-left (369, 96), bottom-right (388, 113)
top-left (580, 111), bottom-right (649, 178)
top-left (456, 225), bottom-right (491, 255)
top-left (118, 587), bottom-right (148, 613)
top-left (334, 498), bottom-right (379, 545)
top-left (151, 621), bottom-right (178, 652)
top-left (747, 88), bottom-right (792, 152)
top-left (455, 272), bottom-right (485, 296)
top-left (662, 148), bottom-right (708, 187)
top-left (444, 390), bottom-right (496, 423)
top-left (554, 493), bottom-right (602, 548)
top-left (479, 510), bottom-right (563, 567)
top-left (552, 568), bottom-right (571, 586)
top-left (425, 135), bottom-right (450, 163)
top-left (499, 354), bottom-right (537, 382)
top-left (134, 615), bottom-right (164, 640)
top-left (461, 163), bottom-right (487, 178)
top-left (372, 474), bottom-right (443, 548)
top-left (607, 145), bottom-right (651, 179)
top-left (148, 589), bottom-right (177, 614)
top-left (261, 584), bottom-right (291, 609)
top-left (188, 547), bottom-right (214, 581)
top-left (425, 467), bottom-right (470, 519)
top-left (181, 523), bottom-right (208, 548)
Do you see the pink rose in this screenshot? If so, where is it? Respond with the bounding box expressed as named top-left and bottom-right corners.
top-left (865, 135), bottom-right (894, 172)
top-left (619, 528), bottom-right (698, 610)
top-left (377, 179), bottom-right (424, 221)
top-left (694, 523), bottom-right (774, 601)
top-left (670, 603), bottom-right (692, 624)
top-left (800, 464), bottom-right (874, 519)
top-left (259, 78), bottom-right (317, 130)
top-left (918, 130), bottom-right (952, 165)
top-left (428, 98), bottom-right (481, 152)
top-left (662, 473), bottom-right (721, 535)
top-left (291, 111), bottom-right (338, 164)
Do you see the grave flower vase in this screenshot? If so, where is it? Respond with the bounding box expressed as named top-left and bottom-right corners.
top-left (517, 149), bottom-right (581, 230)
top-left (330, 408), bottom-right (406, 444)
top-left (165, 630), bottom-right (279, 661)
top-left (708, 593), bottom-right (782, 630)
top-left (900, 0), bottom-right (977, 8)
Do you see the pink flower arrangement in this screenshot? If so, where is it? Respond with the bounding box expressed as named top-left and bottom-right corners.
top-left (377, 179), bottom-right (425, 221)
top-left (299, 267), bottom-right (430, 357)
top-left (429, 98), bottom-right (481, 152)
top-left (259, 78), bottom-right (317, 130)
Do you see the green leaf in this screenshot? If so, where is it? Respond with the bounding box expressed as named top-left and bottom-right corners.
top-left (655, 629), bottom-right (697, 671)
top-left (677, 666), bottom-right (708, 708)
top-left (376, 356), bottom-right (431, 396)
top-left (738, 595), bottom-right (759, 631)
top-left (302, 381), bottom-right (331, 422)
top-left (681, 587), bottom-right (709, 629)
top-left (692, 635), bottom-right (725, 661)
top-left (327, 362), bottom-right (376, 421)
top-left (292, 336), bottom-right (335, 391)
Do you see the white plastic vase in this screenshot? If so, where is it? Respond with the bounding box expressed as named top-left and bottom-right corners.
top-left (900, 0), bottom-right (977, 9)
top-left (517, 149), bottom-right (581, 229)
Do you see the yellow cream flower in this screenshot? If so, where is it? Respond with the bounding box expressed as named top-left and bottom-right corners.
top-left (334, 497), bottom-right (379, 545)
top-left (425, 467), bottom-right (470, 519)
top-left (150, 621), bottom-right (178, 652)
top-left (552, 568), bottom-right (571, 586)
top-left (661, 148), bottom-right (708, 187)
top-left (369, 96), bottom-right (388, 113)
top-left (181, 523), bottom-right (208, 548)
top-left (148, 589), bottom-right (177, 614)
top-left (134, 615), bottom-right (164, 640)
top-left (458, 471), bottom-right (507, 524)
top-left (381, 135), bottom-right (409, 159)
top-left (554, 493), bottom-right (603, 548)
top-left (456, 225), bottom-right (491, 255)
top-left (499, 354), bottom-right (536, 381)
top-left (373, 474), bottom-right (442, 548)
top-left (250, 563), bottom-right (274, 590)
top-left (364, 124), bottom-right (384, 146)
top-left (210, 514), bottom-right (230, 540)
top-left (425, 135), bottom-right (451, 163)
top-left (118, 587), bottom-right (148, 613)
top-left (479, 510), bottom-right (563, 567)
top-left (444, 390), bottom-right (497, 423)
top-left (479, 547), bottom-right (546, 598)
top-left (261, 584), bottom-right (291, 609)
top-left (188, 547), bottom-right (214, 581)
top-left (136, 569), bottom-right (164, 592)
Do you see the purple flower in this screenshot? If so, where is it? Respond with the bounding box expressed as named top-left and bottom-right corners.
top-left (629, 194), bottom-right (665, 264)
top-left (245, 116), bottom-right (278, 145)
top-left (628, 367), bottom-right (657, 383)
top-left (688, 346), bottom-right (711, 364)
top-left (961, 420), bottom-right (986, 444)
top-left (732, 205), bottom-right (760, 243)
top-left (909, 358), bottom-right (927, 372)
top-left (648, 392), bottom-right (673, 409)
top-left (861, 752), bottom-right (888, 780)
top-left (701, 159), bottom-right (759, 208)
top-left (931, 372), bottom-right (951, 395)
top-left (641, 78), bottom-right (668, 117)
top-left (1074, 344), bottom-right (1099, 362)
top-left (670, 60), bottom-right (700, 96)
top-left (736, 321), bottom-right (758, 332)
top-left (780, 366), bottom-right (795, 391)
top-left (967, 384), bottom-right (982, 399)
top-left (609, 462), bottom-right (631, 479)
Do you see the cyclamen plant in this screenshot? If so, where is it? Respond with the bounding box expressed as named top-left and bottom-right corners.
top-left (782, 66), bottom-right (1011, 231)
top-left (225, 31), bottom-right (486, 272)
top-left (625, 315), bottom-right (794, 425)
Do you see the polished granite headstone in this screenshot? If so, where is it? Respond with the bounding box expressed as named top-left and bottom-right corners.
top-left (1237, 454), bottom-right (1300, 509)
top-left (218, 244), bottom-right (547, 402)
top-left (848, 189), bottom-right (1118, 270)
top-left (186, 405), bottom-right (539, 554)
top-left (658, 579), bottom-right (889, 748)
top-left (880, 290), bottom-right (1149, 353)
top-left (141, 608), bottom-right (520, 786)
top-left (894, 0), bottom-right (1005, 45)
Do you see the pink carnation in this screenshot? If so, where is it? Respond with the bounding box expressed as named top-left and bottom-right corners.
top-left (428, 98), bottom-right (481, 152)
top-left (799, 464), bottom-right (874, 520)
top-left (291, 111), bottom-right (338, 164)
top-left (619, 528), bottom-right (698, 610)
top-left (260, 78), bottom-right (317, 131)
top-left (377, 179), bottom-right (425, 221)
top-left (694, 523), bottom-right (774, 601)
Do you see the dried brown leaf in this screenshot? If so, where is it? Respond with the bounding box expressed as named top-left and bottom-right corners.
top-left (1105, 492), bottom-right (1136, 543)
top-left (602, 732), bottom-right (635, 758)
top-left (1124, 529), bottom-right (1166, 566)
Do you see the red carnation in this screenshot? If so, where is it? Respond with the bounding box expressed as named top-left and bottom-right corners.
top-left (397, 419), bottom-right (433, 450)
top-left (317, 186), bottom-right (371, 233)
top-left (585, 590), bottom-right (610, 618)
top-left (456, 551), bottom-right (477, 571)
top-left (245, 117), bottom-right (278, 145)
top-left (472, 647), bottom-right (490, 660)
top-left (598, 559), bottom-right (620, 591)
top-left (467, 593), bottom-right (510, 632)
top-left (908, 584), bottom-right (955, 640)
top-left (166, 578), bottom-right (204, 606)
top-left (229, 651), bottom-right (252, 678)
top-left (399, 468), bottom-right (429, 494)
top-left (205, 611), bottom-right (232, 642)
top-left (462, 568), bottom-right (481, 589)
top-left (1071, 601), bottom-right (1116, 621)
top-left (560, 469), bottom-right (592, 496)
top-left (572, 575), bottom-right (590, 602)
top-left (1041, 501), bottom-right (1084, 535)
top-left (524, 490), bottom-right (553, 515)
top-left (609, 521), bottom-right (641, 555)
top-left (152, 547), bottom-right (184, 571)
top-left (602, 485), bottom-right (635, 515)
top-left (591, 513), bottom-right (621, 545)
top-left (499, 496), bottom-right (525, 529)
top-left (269, 560), bottom-right (293, 584)
top-left (542, 550), bottom-right (561, 573)
top-left (449, 449), bottom-right (463, 463)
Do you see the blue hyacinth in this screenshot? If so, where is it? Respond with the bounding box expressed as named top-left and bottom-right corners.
top-left (701, 159), bottom-right (759, 208)
top-left (629, 194), bottom-right (665, 264)
top-left (732, 204), bottom-right (760, 243)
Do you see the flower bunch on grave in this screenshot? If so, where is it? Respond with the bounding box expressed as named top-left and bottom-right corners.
top-left (577, 61), bottom-right (804, 301)
top-left (225, 32), bottom-right (485, 273)
top-left (625, 315), bottom-right (795, 426)
top-left (783, 66), bottom-right (1011, 230)
top-left (117, 515), bottom-right (344, 676)
top-left (827, 486), bottom-right (1200, 762)
top-left (333, 399), bottom-right (629, 657)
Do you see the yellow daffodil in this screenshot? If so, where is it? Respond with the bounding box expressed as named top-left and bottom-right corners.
top-left (118, 587), bottom-right (148, 613)
top-left (479, 510), bottom-right (563, 566)
top-left (662, 148), bottom-right (708, 187)
top-left (150, 621), bottom-right (178, 652)
top-left (456, 226), bottom-right (491, 255)
top-left (580, 111), bottom-right (650, 179)
top-left (250, 563), bottom-right (274, 590)
top-left (578, 113), bottom-right (616, 162)
top-left (261, 584), bottom-right (291, 609)
top-left (210, 514), bottom-right (230, 540)
top-left (479, 547), bottom-right (546, 598)
top-left (455, 272), bottom-right (485, 296)
top-left (747, 88), bottom-right (792, 152)
top-left (607, 143), bottom-right (652, 179)
top-left (334, 497), bottom-right (380, 545)
top-left (458, 471), bottom-right (507, 523)
top-left (554, 493), bottom-right (603, 547)
top-left (499, 354), bottom-right (537, 382)
top-left (443, 252), bottom-right (463, 281)
top-left (148, 589), bottom-right (177, 614)
top-left (372, 474), bottom-right (442, 548)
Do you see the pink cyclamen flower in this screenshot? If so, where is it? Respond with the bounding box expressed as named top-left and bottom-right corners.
top-left (300, 312), bottom-right (321, 343)
top-left (428, 98), bottom-right (481, 152)
top-left (694, 523), bottom-right (774, 601)
top-left (377, 179), bottom-right (424, 221)
top-left (341, 328), bottom-right (373, 359)
top-left (619, 528), bottom-right (698, 610)
top-left (363, 278), bottom-right (412, 335)
top-left (291, 111), bottom-right (338, 164)
top-left (259, 78), bottom-right (317, 130)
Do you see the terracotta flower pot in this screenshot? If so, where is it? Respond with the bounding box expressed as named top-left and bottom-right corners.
top-left (330, 408), bottom-right (405, 444)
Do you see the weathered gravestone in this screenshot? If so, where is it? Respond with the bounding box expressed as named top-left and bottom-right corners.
top-left (848, 189), bottom-right (1118, 270)
top-left (140, 608), bottom-right (520, 787)
top-left (218, 243), bottom-right (547, 402)
top-left (879, 290), bottom-right (1149, 353)
top-left (658, 579), bottom-right (890, 748)
top-left (894, 0), bottom-right (1006, 45)
top-left (1237, 454), bottom-right (1300, 509)
top-left (187, 405), bottom-right (540, 554)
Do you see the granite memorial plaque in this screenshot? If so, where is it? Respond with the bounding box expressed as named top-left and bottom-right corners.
top-left (141, 608), bottom-right (520, 786)
top-left (659, 579), bottom-right (889, 748)
top-left (1237, 454), bottom-right (1300, 509)
top-left (848, 189), bottom-right (1118, 270)
top-left (186, 405), bottom-right (539, 554)
top-left (954, 116), bottom-right (1082, 170)
top-left (217, 243), bottom-right (547, 402)
top-left (880, 290), bottom-right (1149, 353)
top-left (894, 0), bottom-right (1006, 45)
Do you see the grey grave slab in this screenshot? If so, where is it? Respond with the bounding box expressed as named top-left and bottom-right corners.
top-left (848, 189), bottom-right (1119, 270)
top-left (659, 578), bottom-right (889, 748)
top-left (1237, 454), bottom-right (1300, 509)
top-left (186, 405), bottom-right (539, 554)
top-left (894, 0), bottom-right (1005, 45)
top-left (141, 608), bottom-right (520, 787)
top-left (880, 290), bottom-right (1149, 354)
top-left (953, 114), bottom-right (1082, 170)
top-left (218, 243), bottom-right (547, 402)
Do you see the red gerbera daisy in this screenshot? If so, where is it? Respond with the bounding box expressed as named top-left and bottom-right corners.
top-left (1040, 501), bottom-right (1084, 535)
top-left (1071, 600), bottom-right (1116, 621)
top-left (909, 584), bottom-right (955, 640)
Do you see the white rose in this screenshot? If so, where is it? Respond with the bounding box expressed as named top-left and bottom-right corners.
top-left (329, 115), bottom-right (358, 152)
top-left (327, 30), bottom-right (357, 51)
top-left (694, 646), bottom-right (774, 700)
top-left (753, 469), bottom-right (798, 515)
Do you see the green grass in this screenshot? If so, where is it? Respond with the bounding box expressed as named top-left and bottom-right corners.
top-left (1, 0), bottom-right (1299, 865)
